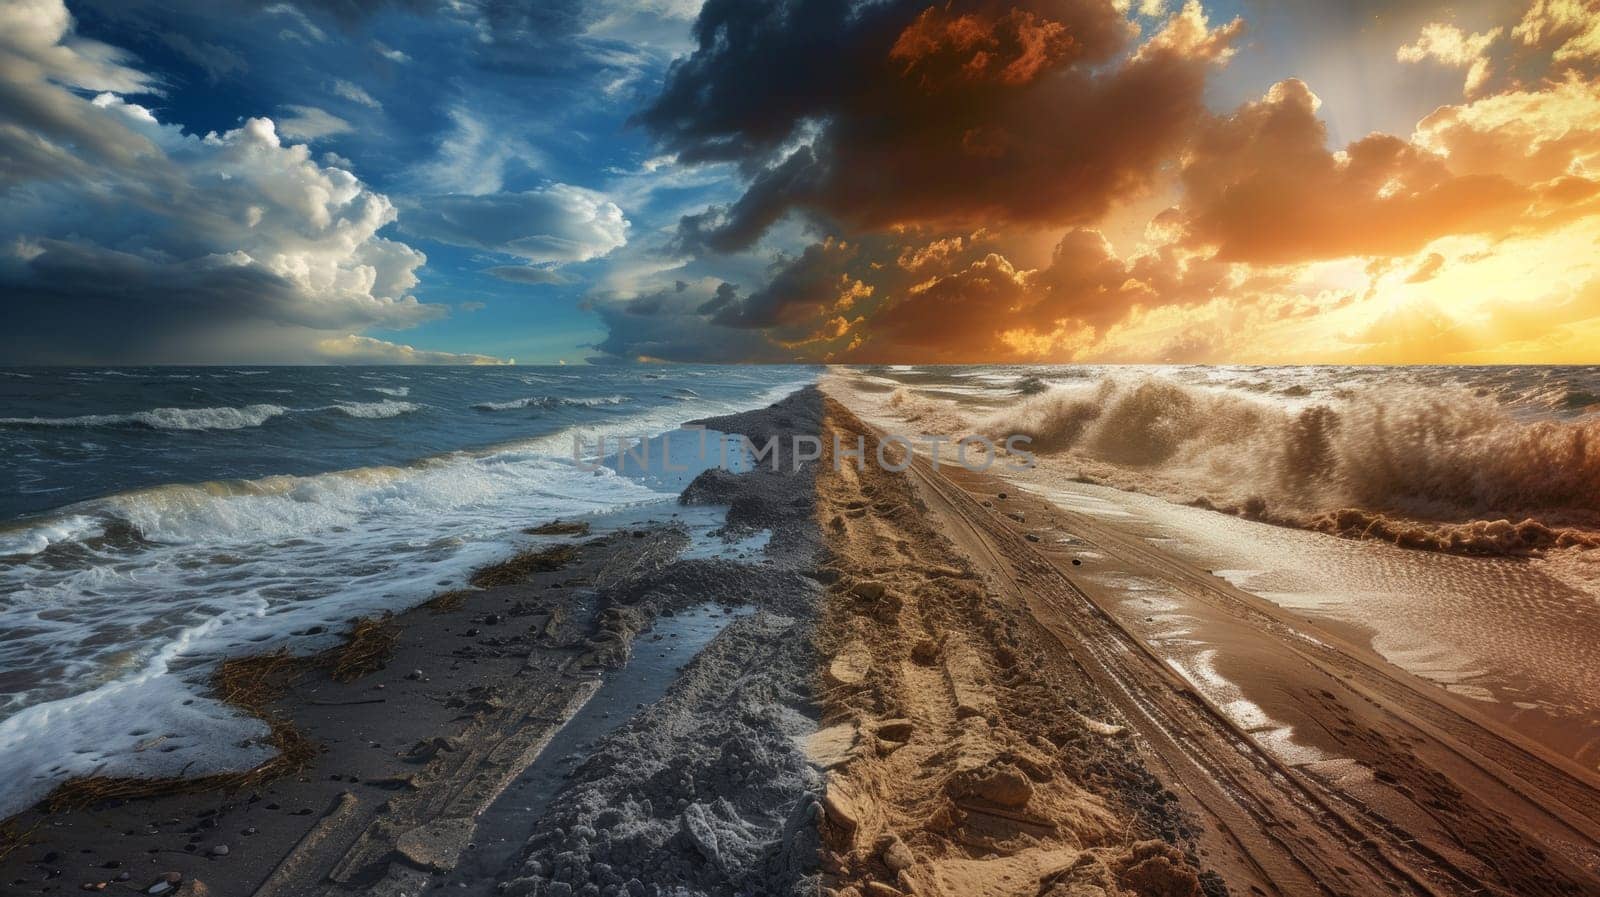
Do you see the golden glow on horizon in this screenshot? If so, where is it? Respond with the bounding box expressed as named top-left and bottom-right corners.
top-left (820, 51), bottom-right (1600, 366)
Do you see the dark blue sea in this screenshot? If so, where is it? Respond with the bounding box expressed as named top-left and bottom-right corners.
top-left (0, 364), bottom-right (815, 815)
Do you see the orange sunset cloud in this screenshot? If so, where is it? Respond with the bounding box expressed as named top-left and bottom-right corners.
top-left (609, 0), bottom-right (1600, 365)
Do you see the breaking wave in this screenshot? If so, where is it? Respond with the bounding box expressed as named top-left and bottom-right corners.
top-left (326, 400), bottom-right (420, 419)
top-left (0, 404), bottom-right (291, 431)
top-left (1014, 374), bottom-right (1052, 396)
top-left (0, 400), bottom-right (421, 430)
top-left (473, 394), bottom-right (629, 412)
top-left (981, 376), bottom-right (1600, 556)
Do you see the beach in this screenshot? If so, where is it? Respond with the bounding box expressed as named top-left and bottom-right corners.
top-left (8, 0), bottom-right (1600, 891)
top-left (1, 389), bottom-right (832, 897)
top-left (823, 369), bottom-right (1600, 895)
top-left (3, 372), bottom-right (1599, 897)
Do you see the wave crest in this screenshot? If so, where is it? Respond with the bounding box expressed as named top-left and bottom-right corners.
top-left (982, 375), bottom-right (1600, 554)
top-left (328, 400), bottom-right (420, 419)
top-left (473, 394), bottom-right (628, 412)
top-left (1303, 509), bottom-right (1600, 556)
top-left (0, 404), bottom-right (290, 431)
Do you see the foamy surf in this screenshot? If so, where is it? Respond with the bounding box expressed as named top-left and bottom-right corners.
top-left (979, 376), bottom-right (1600, 527)
top-left (326, 399), bottom-right (421, 419)
top-left (0, 399), bottom-right (421, 431)
top-left (0, 453), bottom-right (672, 814)
top-left (855, 365), bottom-right (1600, 560)
top-left (472, 394), bottom-right (629, 411)
top-left (0, 366), bottom-right (817, 818)
top-left (0, 404), bottom-right (292, 431)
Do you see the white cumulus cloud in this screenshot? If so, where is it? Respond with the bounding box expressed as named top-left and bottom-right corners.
top-left (0, 0), bottom-right (455, 363)
top-left (1398, 23), bottom-right (1503, 96)
top-left (315, 334), bottom-right (511, 364)
top-left (401, 184), bottom-right (630, 265)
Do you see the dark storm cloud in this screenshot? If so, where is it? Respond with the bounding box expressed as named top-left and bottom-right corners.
top-left (671, 147), bottom-right (825, 255)
top-left (590, 281), bottom-right (790, 362)
top-left (639, 0), bottom-right (1242, 251)
top-left (709, 239), bottom-right (860, 329)
top-left (695, 282), bottom-right (740, 316)
top-left (0, 239), bottom-right (437, 364)
top-left (589, 0), bottom-right (1259, 363)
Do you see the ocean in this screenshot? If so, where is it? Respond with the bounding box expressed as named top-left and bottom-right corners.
top-left (853, 363), bottom-right (1600, 553)
top-left (2, 362), bottom-right (1597, 816)
top-left (0, 365), bottom-right (815, 816)
top-left (836, 363), bottom-right (1600, 767)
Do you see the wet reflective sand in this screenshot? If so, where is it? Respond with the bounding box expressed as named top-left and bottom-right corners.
top-left (1023, 466), bottom-right (1600, 770)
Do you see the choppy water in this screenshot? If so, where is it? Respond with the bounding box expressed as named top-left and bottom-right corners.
top-left (859, 364), bottom-right (1600, 553)
top-left (847, 364), bottom-right (1600, 766)
top-left (863, 363), bottom-right (1600, 418)
top-left (0, 365), bottom-right (815, 817)
top-left (4, 362), bottom-right (1596, 816)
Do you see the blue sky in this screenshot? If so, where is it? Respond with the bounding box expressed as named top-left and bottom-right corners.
top-left (5, 0), bottom-right (1595, 364)
top-left (3, 0), bottom-right (736, 363)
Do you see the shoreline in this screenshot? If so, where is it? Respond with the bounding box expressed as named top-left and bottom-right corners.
top-left (833, 370), bottom-right (1600, 763)
top-left (1, 525), bottom-right (663, 895)
top-left (848, 370), bottom-right (1600, 564)
top-left (821, 378), bottom-right (1600, 894)
top-left (0, 388), bottom-right (834, 897)
top-left (4, 383), bottom-right (1599, 897)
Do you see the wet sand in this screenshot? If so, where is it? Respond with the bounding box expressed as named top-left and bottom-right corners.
top-left (1022, 476), bottom-right (1600, 769)
top-left (0, 391), bottom-right (834, 897)
top-left (810, 396), bottom-right (1216, 897)
top-left (834, 370), bottom-right (1600, 769)
top-left (7, 381), bottom-right (1600, 897)
top-left (0, 523), bottom-right (697, 896)
top-left (828, 373), bottom-right (1600, 895)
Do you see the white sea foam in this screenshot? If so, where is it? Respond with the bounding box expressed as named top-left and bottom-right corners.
top-left (0, 404), bottom-right (291, 431)
top-left (369, 385), bottom-right (411, 397)
top-left (0, 373), bottom-right (818, 817)
top-left (473, 394), bottom-right (628, 411)
top-left (0, 514), bottom-right (103, 557)
top-left (0, 400), bottom-right (422, 430)
top-left (327, 400), bottom-right (421, 419)
top-left (979, 375), bottom-right (1600, 519)
top-left (0, 610), bottom-right (278, 818)
top-left (860, 366), bottom-right (1600, 557)
top-left (0, 453), bottom-right (667, 816)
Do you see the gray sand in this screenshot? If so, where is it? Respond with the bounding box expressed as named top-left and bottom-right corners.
top-left (0, 389), bottom-right (826, 897)
top-left (498, 388), bottom-right (827, 897)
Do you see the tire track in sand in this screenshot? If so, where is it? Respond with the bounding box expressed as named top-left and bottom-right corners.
top-left (812, 397), bottom-right (1220, 897)
top-left (817, 387), bottom-right (1600, 897)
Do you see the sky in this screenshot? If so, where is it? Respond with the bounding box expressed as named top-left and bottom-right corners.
top-left (1, 0), bottom-right (1598, 365)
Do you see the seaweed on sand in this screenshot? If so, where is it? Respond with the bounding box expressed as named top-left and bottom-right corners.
top-left (43, 651), bottom-right (317, 812)
top-left (469, 544), bottom-right (577, 588)
top-left (523, 520), bottom-right (591, 537)
top-left (327, 614), bottom-right (399, 682)
top-left (38, 612), bottom-right (399, 814)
